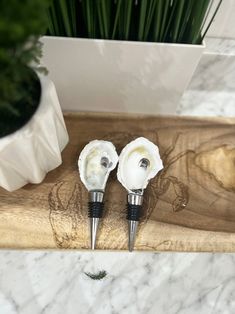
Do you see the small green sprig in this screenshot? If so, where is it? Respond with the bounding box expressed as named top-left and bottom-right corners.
top-left (84, 270), bottom-right (108, 280)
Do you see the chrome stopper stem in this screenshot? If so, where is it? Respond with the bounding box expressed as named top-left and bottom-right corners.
top-left (88, 190), bottom-right (104, 250)
top-left (127, 192), bottom-right (144, 252)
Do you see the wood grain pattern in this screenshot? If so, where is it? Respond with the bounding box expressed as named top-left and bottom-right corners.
top-left (0, 112), bottom-right (235, 251)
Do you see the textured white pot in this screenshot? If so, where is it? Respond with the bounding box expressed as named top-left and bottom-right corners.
top-left (0, 74), bottom-right (69, 192)
top-left (41, 36), bottom-right (205, 115)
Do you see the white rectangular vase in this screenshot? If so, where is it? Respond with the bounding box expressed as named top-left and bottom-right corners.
top-left (41, 36), bottom-right (205, 115)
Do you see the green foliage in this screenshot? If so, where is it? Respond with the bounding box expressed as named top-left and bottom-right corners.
top-left (47, 0), bottom-right (222, 44)
top-left (0, 0), bottom-right (49, 137)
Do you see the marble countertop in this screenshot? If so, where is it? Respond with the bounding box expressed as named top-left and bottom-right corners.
top-left (1, 251), bottom-right (235, 314)
top-left (0, 38), bottom-right (235, 314)
top-left (178, 38), bottom-right (235, 117)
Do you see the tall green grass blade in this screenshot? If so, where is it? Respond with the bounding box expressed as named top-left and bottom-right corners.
top-left (161, 0), bottom-right (178, 42)
top-left (68, 0), bottom-right (77, 36)
top-left (177, 0), bottom-right (194, 42)
top-left (47, 0), bottom-right (223, 45)
top-left (159, 0), bottom-right (170, 41)
top-left (49, 3), bottom-right (60, 35)
top-left (84, 0), bottom-right (90, 37)
top-left (97, 1), bottom-right (105, 38)
top-left (143, 0), bottom-right (157, 41)
top-left (199, 0), bottom-right (215, 33)
top-left (112, 0), bottom-right (122, 39)
top-left (47, 9), bottom-right (56, 35)
top-left (103, 0), bottom-right (111, 38)
top-left (113, 0), bottom-right (132, 40)
top-left (58, 0), bottom-right (73, 37)
top-left (97, 0), bottom-right (111, 39)
top-left (138, 0), bottom-right (147, 41)
top-left (153, 0), bottom-right (163, 42)
top-left (200, 0), bottom-right (223, 43)
top-left (188, 0), bottom-right (210, 44)
top-left (118, 1), bottom-right (123, 39)
top-left (124, 0), bottom-right (132, 40)
top-left (172, 0), bottom-right (185, 42)
top-left (82, 0), bottom-right (97, 38)
top-left (189, 0), bottom-right (210, 43)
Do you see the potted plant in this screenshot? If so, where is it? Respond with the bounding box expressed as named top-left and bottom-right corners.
top-left (0, 0), bottom-right (69, 192)
top-left (41, 0), bottom-right (222, 115)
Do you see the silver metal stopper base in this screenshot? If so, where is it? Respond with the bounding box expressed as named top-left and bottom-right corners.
top-left (127, 192), bottom-right (143, 252)
top-left (88, 190), bottom-right (104, 250)
top-left (128, 220), bottom-right (139, 252)
top-left (90, 217), bottom-right (100, 250)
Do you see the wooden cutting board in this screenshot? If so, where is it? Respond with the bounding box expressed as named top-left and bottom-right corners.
top-left (0, 112), bottom-right (235, 251)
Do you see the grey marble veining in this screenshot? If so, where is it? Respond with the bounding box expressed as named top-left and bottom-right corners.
top-left (178, 41), bottom-right (235, 117)
top-left (0, 251), bottom-right (235, 314)
top-left (1, 37), bottom-right (235, 314)
top-left (205, 38), bottom-right (235, 55)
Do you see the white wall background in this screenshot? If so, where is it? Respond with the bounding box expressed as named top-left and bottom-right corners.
top-left (207, 0), bottom-right (235, 39)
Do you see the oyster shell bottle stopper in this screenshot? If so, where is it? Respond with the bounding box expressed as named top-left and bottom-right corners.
top-left (78, 140), bottom-right (118, 250)
top-left (117, 137), bottom-right (163, 252)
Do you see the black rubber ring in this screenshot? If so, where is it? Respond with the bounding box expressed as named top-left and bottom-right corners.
top-left (88, 202), bottom-right (104, 218)
top-left (126, 204), bottom-right (141, 221)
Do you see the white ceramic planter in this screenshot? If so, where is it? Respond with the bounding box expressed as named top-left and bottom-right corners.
top-left (0, 74), bottom-right (69, 192)
top-left (41, 36), bottom-right (205, 115)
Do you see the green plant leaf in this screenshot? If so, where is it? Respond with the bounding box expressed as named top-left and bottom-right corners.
top-left (124, 0), bottom-right (133, 40)
top-left (138, 0), bottom-right (148, 41)
top-left (158, 0), bottom-right (170, 41)
top-left (58, 0), bottom-right (72, 37)
top-left (172, 0), bottom-right (186, 42)
top-left (112, 0), bottom-right (122, 39)
top-left (47, 0), bottom-right (223, 44)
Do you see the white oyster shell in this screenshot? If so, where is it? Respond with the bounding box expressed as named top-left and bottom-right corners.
top-left (78, 140), bottom-right (118, 191)
top-left (117, 137), bottom-right (163, 193)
